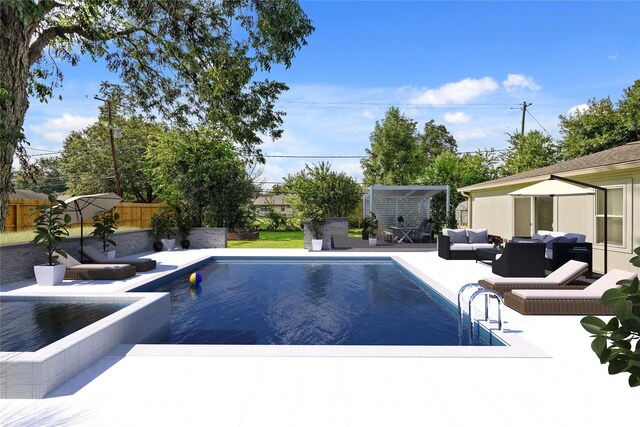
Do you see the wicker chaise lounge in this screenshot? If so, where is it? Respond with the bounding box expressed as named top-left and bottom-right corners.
top-left (504, 269), bottom-right (637, 315)
top-left (58, 254), bottom-right (136, 280)
top-left (478, 260), bottom-right (589, 296)
top-left (81, 246), bottom-right (157, 272)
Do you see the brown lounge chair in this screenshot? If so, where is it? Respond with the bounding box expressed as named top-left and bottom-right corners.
top-left (81, 246), bottom-right (157, 272)
top-left (58, 253), bottom-right (136, 280)
top-left (478, 260), bottom-right (590, 296)
top-left (504, 269), bottom-right (637, 315)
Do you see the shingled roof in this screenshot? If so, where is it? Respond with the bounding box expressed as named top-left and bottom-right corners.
top-left (459, 141), bottom-right (640, 191)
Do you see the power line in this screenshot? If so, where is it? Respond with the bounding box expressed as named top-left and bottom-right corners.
top-left (526, 110), bottom-right (555, 139)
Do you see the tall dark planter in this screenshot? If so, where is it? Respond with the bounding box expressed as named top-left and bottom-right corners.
top-left (362, 229), bottom-right (369, 240)
top-left (181, 239), bottom-right (191, 249)
top-left (153, 241), bottom-right (163, 251)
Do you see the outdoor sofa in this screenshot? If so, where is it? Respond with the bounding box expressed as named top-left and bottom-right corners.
top-left (437, 228), bottom-right (495, 260)
top-left (504, 269), bottom-right (637, 315)
top-left (58, 253), bottom-right (137, 280)
top-left (512, 230), bottom-right (592, 271)
top-left (81, 246), bottom-right (157, 272)
top-left (479, 260), bottom-right (590, 296)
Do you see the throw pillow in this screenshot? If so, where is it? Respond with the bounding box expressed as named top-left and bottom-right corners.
top-left (467, 229), bottom-right (488, 244)
top-left (545, 236), bottom-right (561, 249)
top-left (531, 232), bottom-right (546, 241)
top-left (557, 236), bottom-right (577, 244)
top-left (448, 229), bottom-right (468, 243)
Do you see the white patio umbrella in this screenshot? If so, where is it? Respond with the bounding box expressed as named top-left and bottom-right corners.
top-left (62, 193), bottom-right (122, 262)
top-left (508, 175), bottom-right (608, 272)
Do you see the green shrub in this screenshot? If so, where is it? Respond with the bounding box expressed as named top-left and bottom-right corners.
top-left (581, 247), bottom-right (640, 387)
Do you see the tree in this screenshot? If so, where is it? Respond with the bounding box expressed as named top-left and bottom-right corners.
top-left (422, 150), bottom-right (498, 231)
top-left (558, 80), bottom-right (640, 159)
top-left (418, 119), bottom-right (458, 159)
top-left (0, 0), bottom-right (313, 230)
top-left (146, 126), bottom-right (257, 229)
top-left (14, 156), bottom-right (67, 194)
top-left (361, 107), bottom-right (421, 186)
top-left (500, 130), bottom-right (558, 176)
top-left (282, 162), bottom-right (361, 220)
top-left (60, 112), bottom-right (163, 202)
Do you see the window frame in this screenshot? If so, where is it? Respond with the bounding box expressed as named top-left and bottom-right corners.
top-left (594, 185), bottom-right (625, 248)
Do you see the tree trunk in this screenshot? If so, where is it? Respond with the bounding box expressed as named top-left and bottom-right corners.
top-left (0, 7), bottom-right (31, 231)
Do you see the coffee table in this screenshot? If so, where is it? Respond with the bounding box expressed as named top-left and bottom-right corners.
top-left (475, 248), bottom-right (502, 267)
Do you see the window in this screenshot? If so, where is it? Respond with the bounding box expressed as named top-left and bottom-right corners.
top-left (596, 187), bottom-right (624, 246)
top-left (280, 206), bottom-right (286, 212)
top-left (260, 206), bottom-right (268, 212)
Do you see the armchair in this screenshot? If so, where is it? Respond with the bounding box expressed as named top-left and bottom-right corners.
top-left (492, 242), bottom-right (546, 277)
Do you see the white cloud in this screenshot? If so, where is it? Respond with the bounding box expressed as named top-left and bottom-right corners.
top-left (454, 128), bottom-right (493, 142)
top-left (503, 74), bottom-right (541, 92)
top-left (28, 113), bottom-right (96, 143)
top-left (444, 112), bottom-right (471, 124)
top-left (568, 103), bottom-right (590, 115)
top-left (409, 77), bottom-right (499, 105)
top-left (362, 110), bottom-right (374, 119)
top-left (608, 53), bottom-right (618, 61)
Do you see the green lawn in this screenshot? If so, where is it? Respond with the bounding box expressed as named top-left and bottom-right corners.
top-left (227, 231), bottom-right (304, 248)
top-left (0, 226), bottom-right (142, 245)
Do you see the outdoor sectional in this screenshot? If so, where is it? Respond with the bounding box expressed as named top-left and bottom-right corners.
top-left (437, 228), bottom-right (494, 260)
top-left (512, 230), bottom-right (593, 271)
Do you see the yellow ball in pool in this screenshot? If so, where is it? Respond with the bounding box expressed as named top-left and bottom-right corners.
top-left (189, 272), bottom-right (202, 286)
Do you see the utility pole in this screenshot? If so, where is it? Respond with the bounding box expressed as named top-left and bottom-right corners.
top-left (94, 96), bottom-right (122, 197)
top-left (520, 101), bottom-right (532, 136)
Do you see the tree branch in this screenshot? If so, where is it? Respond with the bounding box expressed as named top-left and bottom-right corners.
top-left (28, 24), bottom-right (147, 66)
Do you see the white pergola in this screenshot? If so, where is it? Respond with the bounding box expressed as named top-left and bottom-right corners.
top-left (362, 185), bottom-right (450, 228)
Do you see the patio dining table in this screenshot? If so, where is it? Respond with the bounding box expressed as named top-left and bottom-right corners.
top-left (389, 226), bottom-right (418, 243)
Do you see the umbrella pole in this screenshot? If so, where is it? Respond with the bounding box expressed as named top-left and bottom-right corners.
top-left (79, 209), bottom-right (84, 263)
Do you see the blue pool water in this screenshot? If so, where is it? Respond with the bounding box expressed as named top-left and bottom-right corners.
top-left (132, 258), bottom-right (500, 346)
top-left (0, 300), bottom-right (130, 352)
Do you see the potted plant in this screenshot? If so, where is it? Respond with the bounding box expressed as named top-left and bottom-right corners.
top-left (89, 209), bottom-right (120, 258)
top-left (366, 212), bottom-right (379, 247)
top-left (361, 217), bottom-right (370, 240)
top-left (308, 215), bottom-right (324, 251)
top-left (149, 209), bottom-right (176, 251)
top-left (30, 194), bottom-right (72, 285)
top-left (176, 209), bottom-right (193, 249)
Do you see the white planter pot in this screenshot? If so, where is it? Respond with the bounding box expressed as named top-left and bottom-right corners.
top-left (104, 250), bottom-right (116, 259)
top-left (369, 238), bottom-right (378, 247)
top-left (34, 264), bottom-right (66, 286)
top-left (161, 238), bottom-right (176, 251)
top-left (311, 239), bottom-right (323, 251)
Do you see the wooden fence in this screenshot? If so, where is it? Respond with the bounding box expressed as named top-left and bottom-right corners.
top-left (4, 199), bottom-right (166, 232)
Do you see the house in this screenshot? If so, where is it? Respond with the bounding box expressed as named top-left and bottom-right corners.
top-left (458, 141), bottom-right (640, 274)
top-left (253, 194), bottom-right (295, 218)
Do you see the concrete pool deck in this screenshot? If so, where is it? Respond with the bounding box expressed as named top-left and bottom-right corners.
top-left (0, 248), bottom-right (637, 426)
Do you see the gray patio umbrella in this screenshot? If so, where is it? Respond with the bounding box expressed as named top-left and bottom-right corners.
top-left (62, 193), bottom-right (122, 262)
top-left (508, 175), bottom-right (608, 273)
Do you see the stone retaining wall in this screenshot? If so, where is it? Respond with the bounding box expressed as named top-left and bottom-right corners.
top-left (0, 228), bottom-right (226, 286)
top-left (302, 217), bottom-right (349, 250)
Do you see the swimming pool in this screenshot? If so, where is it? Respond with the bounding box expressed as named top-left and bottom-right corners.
top-left (0, 299), bottom-right (130, 352)
top-left (132, 257), bottom-right (503, 346)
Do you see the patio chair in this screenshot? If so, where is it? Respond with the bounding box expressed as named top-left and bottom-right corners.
top-left (478, 259), bottom-right (590, 296)
top-left (81, 246), bottom-right (157, 272)
top-left (416, 221), bottom-right (434, 243)
top-left (57, 253), bottom-right (136, 280)
top-left (504, 269), bottom-right (637, 315)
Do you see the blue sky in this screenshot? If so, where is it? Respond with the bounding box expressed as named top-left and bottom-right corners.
top-left (23, 1), bottom-right (640, 188)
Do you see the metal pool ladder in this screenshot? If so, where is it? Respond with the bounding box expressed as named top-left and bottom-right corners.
top-left (457, 283), bottom-right (504, 335)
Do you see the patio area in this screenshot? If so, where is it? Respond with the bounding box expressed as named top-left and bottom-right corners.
top-left (0, 248), bottom-right (637, 426)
